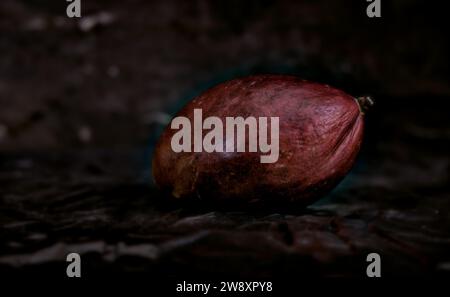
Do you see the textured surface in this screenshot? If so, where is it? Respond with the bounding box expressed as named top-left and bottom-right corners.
top-left (1, 100), bottom-right (449, 278)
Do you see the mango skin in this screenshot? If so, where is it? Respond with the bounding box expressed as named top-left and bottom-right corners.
top-left (153, 75), bottom-right (364, 207)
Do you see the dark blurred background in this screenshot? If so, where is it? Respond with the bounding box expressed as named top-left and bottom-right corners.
top-left (0, 0), bottom-right (449, 279)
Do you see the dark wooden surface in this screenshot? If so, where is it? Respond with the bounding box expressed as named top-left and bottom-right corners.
top-left (1, 99), bottom-right (449, 278)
